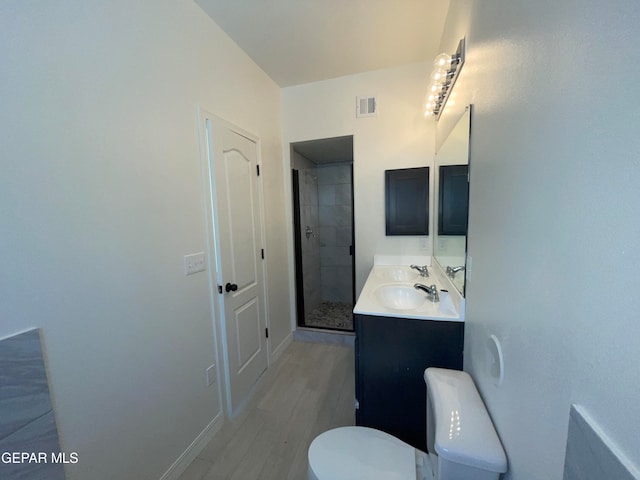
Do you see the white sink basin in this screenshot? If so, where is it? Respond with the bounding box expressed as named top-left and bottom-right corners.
top-left (375, 285), bottom-right (426, 310)
top-left (375, 267), bottom-right (419, 282)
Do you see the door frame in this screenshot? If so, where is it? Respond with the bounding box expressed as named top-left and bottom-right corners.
top-left (288, 139), bottom-right (356, 331)
top-left (197, 107), bottom-right (271, 417)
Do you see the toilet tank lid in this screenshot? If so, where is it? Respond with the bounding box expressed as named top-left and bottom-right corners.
top-left (424, 368), bottom-right (508, 473)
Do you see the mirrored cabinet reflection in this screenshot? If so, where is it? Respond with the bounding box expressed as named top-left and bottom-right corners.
top-left (438, 164), bottom-right (468, 236)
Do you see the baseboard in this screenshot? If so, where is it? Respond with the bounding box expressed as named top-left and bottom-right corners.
top-left (158, 412), bottom-right (224, 480)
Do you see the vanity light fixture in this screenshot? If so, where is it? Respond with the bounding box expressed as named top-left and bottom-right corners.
top-left (425, 38), bottom-right (466, 119)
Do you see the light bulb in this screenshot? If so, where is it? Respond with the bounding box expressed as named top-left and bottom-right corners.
top-left (424, 102), bottom-right (435, 116)
top-left (432, 69), bottom-right (450, 83)
top-left (434, 53), bottom-right (452, 69)
top-left (429, 71), bottom-right (443, 85)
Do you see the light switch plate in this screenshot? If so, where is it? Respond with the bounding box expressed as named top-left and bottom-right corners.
top-left (184, 252), bottom-right (206, 275)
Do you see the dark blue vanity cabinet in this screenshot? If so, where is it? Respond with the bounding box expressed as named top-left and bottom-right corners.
top-left (354, 314), bottom-right (464, 451)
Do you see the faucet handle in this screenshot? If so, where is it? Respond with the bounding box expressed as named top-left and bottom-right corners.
top-left (430, 285), bottom-right (439, 302)
top-left (410, 264), bottom-right (429, 277)
top-left (446, 265), bottom-right (464, 278)
top-left (414, 283), bottom-right (439, 302)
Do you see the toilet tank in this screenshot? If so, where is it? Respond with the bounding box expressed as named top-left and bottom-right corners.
top-left (424, 368), bottom-right (508, 480)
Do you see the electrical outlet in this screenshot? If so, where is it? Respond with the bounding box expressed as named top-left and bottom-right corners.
top-left (206, 364), bottom-right (216, 386)
top-left (184, 252), bottom-right (206, 275)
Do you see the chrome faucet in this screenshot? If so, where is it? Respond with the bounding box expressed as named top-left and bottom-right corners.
top-left (414, 283), bottom-right (439, 302)
top-left (446, 265), bottom-right (465, 279)
top-left (410, 264), bottom-right (429, 277)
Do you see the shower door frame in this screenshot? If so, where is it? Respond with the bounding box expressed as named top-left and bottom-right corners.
top-left (291, 164), bottom-right (355, 332)
top-left (291, 169), bottom-right (306, 326)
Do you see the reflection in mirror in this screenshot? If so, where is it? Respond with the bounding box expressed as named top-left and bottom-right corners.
top-left (434, 106), bottom-right (471, 296)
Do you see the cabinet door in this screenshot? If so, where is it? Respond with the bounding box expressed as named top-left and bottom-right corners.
top-left (355, 314), bottom-right (463, 451)
top-left (385, 167), bottom-right (429, 235)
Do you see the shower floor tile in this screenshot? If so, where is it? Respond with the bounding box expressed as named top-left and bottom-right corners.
top-left (305, 301), bottom-right (353, 330)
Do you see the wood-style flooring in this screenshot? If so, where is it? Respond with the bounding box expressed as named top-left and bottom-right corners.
top-left (177, 340), bottom-right (355, 480)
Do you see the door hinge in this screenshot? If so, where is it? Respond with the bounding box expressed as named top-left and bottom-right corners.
top-left (261, 248), bottom-right (264, 259)
top-left (256, 164), bottom-right (260, 176)
top-left (265, 327), bottom-right (269, 338)
top-left (217, 285), bottom-right (223, 294)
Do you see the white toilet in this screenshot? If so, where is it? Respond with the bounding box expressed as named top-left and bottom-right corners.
top-left (308, 367), bottom-right (507, 480)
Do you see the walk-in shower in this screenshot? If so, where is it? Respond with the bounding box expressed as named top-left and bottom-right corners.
top-left (291, 136), bottom-right (354, 331)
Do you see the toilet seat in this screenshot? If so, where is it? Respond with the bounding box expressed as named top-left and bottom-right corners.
top-left (308, 426), bottom-right (417, 480)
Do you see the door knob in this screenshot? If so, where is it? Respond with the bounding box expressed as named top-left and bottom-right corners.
top-left (225, 282), bottom-right (238, 293)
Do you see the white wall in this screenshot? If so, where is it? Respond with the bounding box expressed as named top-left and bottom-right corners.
top-left (438, 1), bottom-right (640, 478)
top-left (0, 1), bottom-right (289, 479)
top-left (282, 63), bottom-right (436, 298)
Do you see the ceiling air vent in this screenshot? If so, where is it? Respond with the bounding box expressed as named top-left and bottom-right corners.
top-left (356, 96), bottom-right (377, 118)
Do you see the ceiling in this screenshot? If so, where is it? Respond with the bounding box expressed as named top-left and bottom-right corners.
top-left (292, 136), bottom-right (354, 164)
top-left (196, 0), bottom-right (450, 87)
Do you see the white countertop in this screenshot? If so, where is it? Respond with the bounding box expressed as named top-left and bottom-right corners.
top-left (353, 259), bottom-right (464, 322)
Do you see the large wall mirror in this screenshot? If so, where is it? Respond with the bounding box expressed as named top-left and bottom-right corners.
top-left (433, 106), bottom-right (471, 296)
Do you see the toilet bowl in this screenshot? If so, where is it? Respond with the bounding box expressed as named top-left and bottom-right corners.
top-left (308, 426), bottom-right (430, 480)
top-left (308, 367), bottom-right (507, 480)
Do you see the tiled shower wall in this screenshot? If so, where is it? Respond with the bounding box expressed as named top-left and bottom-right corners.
top-left (317, 163), bottom-right (353, 304)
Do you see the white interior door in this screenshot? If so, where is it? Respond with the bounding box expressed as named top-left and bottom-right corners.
top-left (207, 117), bottom-right (268, 414)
